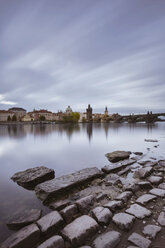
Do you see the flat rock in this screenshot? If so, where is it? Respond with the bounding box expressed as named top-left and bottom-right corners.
top-left (96, 193), bottom-right (108, 201)
top-left (134, 152), bottom-right (143, 156)
top-left (104, 174), bottom-right (120, 186)
top-left (105, 151), bottom-right (131, 162)
top-left (79, 246), bottom-right (92, 248)
top-left (37, 211), bottom-right (64, 237)
top-left (61, 215), bottom-right (98, 247)
top-left (35, 167), bottom-right (102, 202)
top-left (92, 206), bottom-right (112, 225)
top-left (158, 183), bottom-right (165, 190)
top-left (1, 224), bottom-right (40, 248)
top-left (127, 246), bottom-right (139, 248)
top-left (126, 204), bottom-right (151, 219)
top-left (128, 233), bottom-right (151, 248)
top-left (143, 225), bottom-right (161, 239)
top-left (93, 231), bottom-right (121, 248)
top-left (115, 191), bottom-right (133, 203)
top-left (76, 195), bottom-right (94, 213)
top-left (112, 213), bottom-right (135, 230)
top-left (147, 176), bottom-right (163, 185)
top-left (149, 188), bottom-right (165, 197)
top-left (103, 200), bottom-right (123, 211)
top-left (7, 209), bottom-right (42, 230)
top-left (159, 160), bottom-right (165, 167)
top-left (102, 159), bottom-right (135, 173)
top-left (37, 235), bottom-right (64, 248)
top-left (158, 212), bottom-right (165, 226)
top-left (49, 199), bottom-right (70, 211)
top-left (136, 194), bottom-right (157, 205)
top-left (120, 178), bottom-right (139, 193)
top-left (135, 167), bottom-right (153, 179)
top-left (60, 204), bottom-right (78, 223)
top-left (144, 139), bottom-right (158, 142)
top-left (11, 166), bottom-right (55, 189)
top-left (137, 182), bottom-right (152, 190)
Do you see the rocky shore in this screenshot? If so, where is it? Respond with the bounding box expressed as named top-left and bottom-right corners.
top-left (1, 151), bottom-right (165, 248)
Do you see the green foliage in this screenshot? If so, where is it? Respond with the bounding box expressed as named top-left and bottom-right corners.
top-left (7, 115), bottom-right (11, 121)
top-left (63, 112), bottom-right (80, 123)
top-left (12, 115), bottom-right (17, 121)
top-left (39, 115), bottom-right (46, 121)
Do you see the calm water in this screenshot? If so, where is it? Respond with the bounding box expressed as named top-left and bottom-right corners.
top-left (0, 122), bottom-right (165, 242)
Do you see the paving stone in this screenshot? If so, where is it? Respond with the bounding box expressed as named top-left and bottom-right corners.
top-left (136, 194), bottom-right (157, 205)
top-left (115, 191), bottom-right (133, 203)
top-left (96, 193), bottom-right (108, 201)
top-left (37, 235), bottom-right (64, 248)
top-left (102, 159), bottom-right (135, 173)
top-left (93, 231), bottom-right (121, 248)
top-left (158, 212), bottom-right (165, 226)
top-left (112, 213), bottom-right (135, 230)
top-left (126, 204), bottom-right (151, 219)
top-left (103, 200), bottom-right (123, 211)
top-left (60, 204), bottom-right (78, 223)
top-left (92, 206), bottom-right (112, 225)
top-left (158, 183), bottom-right (165, 190)
top-left (135, 167), bottom-right (153, 179)
top-left (1, 224), bottom-right (40, 248)
top-left (104, 174), bottom-right (121, 186)
top-left (37, 211), bottom-right (64, 237)
top-left (35, 167), bottom-right (102, 202)
top-left (105, 150), bottom-right (131, 162)
top-left (137, 182), bottom-right (152, 190)
top-left (127, 246), bottom-right (139, 248)
top-left (76, 195), bottom-right (94, 213)
top-left (134, 152), bottom-right (143, 156)
top-left (158, 160), bottom-right (165, 167)
top-left (79, 246), bottom-right (92, 248)
top-left (6, 209), bottom-right (42, 230)
top-left (11, 166), bottom-right (55, 189)
top-left (61, 215), bottom-right (98, 247)
top-left (149, 188), bottom-right (165, 197)
top-left (128, 232), bottom-right (151, 248)
top-left (147, 176), bottom-right (163, 185)
top-left (49, 199), bottom-right (70, 211)
top-left (143, 225), bottom-right (161, 239)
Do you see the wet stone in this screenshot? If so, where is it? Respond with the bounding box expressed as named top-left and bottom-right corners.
top-left (49, 199), bottom-right (70, 211)
top-left (136, 194), bottom-right (157, 206)
top-left (158, 183), bottom-right (165, 190)
top-left (102, 159), bottom-right (135, 173)
top-left (61, 215), bottom-right (98, 247)
top-left (60, 204), bottom-right (78, 224)
top-left (149, 188), bottom-right (165, 197)
top-left (144, 139), bottom-right (158, 142)
top-left (147, 176), bottom-right (163, 185)
top-left (92, 206), bottom-right (112, 225)
top-left (159, 160), bottom-right (165, 167)
top-left (79, 246), bottom-right (92, 248)
top-left (112, 213), bottom-right (135, 230)
top-left (134, 152), bottom-right (143, 156)
top-left (126, 204), bottom-right (151, 219)
top-left (11, 166), bottom-right (55, 189)
top-left (96, 193), bottom-right (108, 201)
top-left (105, 150), bottom-right (131, 162)
top-left (37, 235), bottom-right (64, 248)
top-left (115, 191), bottom-right (133, 203)
top-left (35, 167), bottom-right (101, 202)
top-left (135, 167), bottom-right (153, 179)
top-left (7, 209), bottom-right (42, 230)
top-left (128, 233), bottom-right (151, 248)
top-left (158, 212), bottom-right (165, 226)
top-left (93, 231), bottom-right (121, 248)
top-left (127, 246), bottom-right (139, 248)
top-left (37, 211), bottom-right (64, 237)
top-left (1, 224), bottom-right (40, 248)
top-left (104, 173), bottom-right (120, 186)
top-left (143, 225), bottom-right (161, 239)
top-left (138, 182), bottom-right (152, 190)
top-left (103, 200), bottom-right (123, 211)
top-left (76, 195), bottom-right (94, 213)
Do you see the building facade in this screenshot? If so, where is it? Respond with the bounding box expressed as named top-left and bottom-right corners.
top-left (8, 107), bottom-right (26, 120)
top-left (86, 104), bottom-right (93, 122)
top-left (65, 106), bottom-right (72, 115)
top-left (31, 110), bottom-right (53, 121)
top-left (0, 110), bottom-right (14, 121)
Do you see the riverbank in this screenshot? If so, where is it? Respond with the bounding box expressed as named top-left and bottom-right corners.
top-left (1, 150), bottom-right (165, 248)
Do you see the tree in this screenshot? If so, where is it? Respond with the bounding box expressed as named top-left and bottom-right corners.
top-left (39, 115), bottom-right (46, 121)
top-left (7, 115), bottom-right (11, 121)
top-left (62, 112), bottom-right (80, 123)
top-left (12, 115), bottom-right (17, 121)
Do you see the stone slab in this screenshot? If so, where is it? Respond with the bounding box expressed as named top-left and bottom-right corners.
top-left (149, 188), bottom-right (165, 197)
top-left (49, 199), bottom-right (70, 211)
top-left (126, 204), bottom-right (151, 219)
top-left (93, 231), bottom-right (121, 248)
top-left (128, 233), bottom-right (151, 248)
top-left (137, 182), bottom-right (152, 190)
top-left (144, 139), bottom-right (158, 142)
top-left (112, 213), bottom-right (135, 230)
top-left (103, 200), bottom-right (123, 211)
top-left (158, 183), bottom-right (165, 190)
top-left (7, 209), bottom-right (42, 230)
top-left (76, 195), bottom-right (94, 213)
top-left (158, 212), bottom-right (165, 226)
top-left (60, 204), bottom-right (78, 223)
top-left (37, 211), bottom-right (64, 237)
top-left (143, 225), bottom-right (161, 239)
top-left (105, 150), bottom-right (131, 162)
top-left (37, 235), bottom-right (64, 248)
top-left (61, 215), bottom-right (98, 247)
top-left (147, 176), bottom-right (163, 185)
top-left (92, 206), bottom-right (112, 225)
top-left (136, 194), bottom-right (157, 205)
top-left (135, 167), bottom-right (153, 179)
top-left (35, 167), bottom-right (102, 202)
top-left (11, 166), bottom-right (55, 189)
top-left (1, 224), bottom-right (40, 248)
top-left (115, 191), bottom-right (133, 203)
top-left (102, 159), bottom-right (135, 173)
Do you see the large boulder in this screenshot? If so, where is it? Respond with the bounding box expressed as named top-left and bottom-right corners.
top-left (105, 151), bottom-right (131, 163)
top-left (11, 166), bottom-right (55, 189)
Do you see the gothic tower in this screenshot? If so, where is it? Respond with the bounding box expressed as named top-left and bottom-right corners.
top-left (86, 104), bottom-right (92, 122)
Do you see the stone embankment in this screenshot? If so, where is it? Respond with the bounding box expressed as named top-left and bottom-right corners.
top-left (1, 151), bottom-right (165, 248)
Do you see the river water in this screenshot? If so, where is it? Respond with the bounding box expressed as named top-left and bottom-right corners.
top-left (0, 122), bottom-right (165, 242)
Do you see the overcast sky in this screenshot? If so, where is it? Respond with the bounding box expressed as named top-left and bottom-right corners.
top-left (0, 0), bottom-right (165, 114)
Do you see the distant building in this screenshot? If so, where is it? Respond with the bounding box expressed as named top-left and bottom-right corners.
top-left (8, 107), bottom-right (26, 120)
top-left (31, 109), bottom-right (53, 121)
top-left (65, 106), bottom-right (72, 115)
top-left (86, 104), bottom-right (92, 122)
top-left (0, 110), bottom-right (14, 121)
top-left (21, 113), bottom-right (34, 122)
top-left (52, 111), bottom-right (64, 121)
top-left (104, 106), bottom-right (108, 116)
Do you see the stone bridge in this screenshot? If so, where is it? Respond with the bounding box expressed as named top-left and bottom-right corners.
top-left (121, 113), bottom-right (165, 123)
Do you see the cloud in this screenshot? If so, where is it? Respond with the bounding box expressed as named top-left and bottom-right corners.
top-left (0, 94), bottom-right (17, 106)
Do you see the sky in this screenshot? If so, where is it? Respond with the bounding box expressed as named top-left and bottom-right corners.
top-left (0, 0), bottom-right (165, 114)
